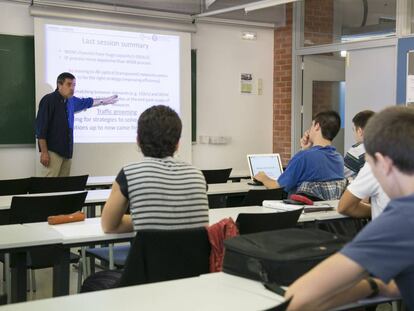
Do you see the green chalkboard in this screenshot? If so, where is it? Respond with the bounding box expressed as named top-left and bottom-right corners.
top-left (0, 34), bottom-right (35, 145)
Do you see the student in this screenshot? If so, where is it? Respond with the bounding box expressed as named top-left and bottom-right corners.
top-left (101, 105), bottom-right (209, 233)
top-left (338, 110), bottom-right (389, 219)
top-left (344, 110), bottom-right (375, 180)
top-left (285, 106), bottom-right (414, 311)
top-left (254, 111), bottom-right (344, 194)
top-left (338, 162), bottom-right (389, 219)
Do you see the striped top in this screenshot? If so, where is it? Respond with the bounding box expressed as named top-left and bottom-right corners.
top-left (344, 142), bottom-right (366, 180)
top-left (116, 157), bottom-right (209, 231)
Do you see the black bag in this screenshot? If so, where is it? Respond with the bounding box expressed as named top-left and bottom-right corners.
top-left (223, 228), bottom-right (348, 286)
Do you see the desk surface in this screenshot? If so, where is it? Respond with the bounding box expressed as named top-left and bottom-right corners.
top-left (86, 170), bottom-right (251, 188)
top-left (24, 218), bottom-right (134, 245)
top-left (0, 224), bottom-right (62, 251)
top-left (0, 182), bottom-right (260, 211)
top-left (208, 202), bottom-right (344, 225)
top-left (0, 272), bottom-right (284, 311)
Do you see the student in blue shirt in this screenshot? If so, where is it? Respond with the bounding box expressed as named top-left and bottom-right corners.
top-left (255, 110), bottom-right (344, 193)
top-left (285, 106), bottom-right (414, 311)
top-left (35, 72), bottom-right (118, 177)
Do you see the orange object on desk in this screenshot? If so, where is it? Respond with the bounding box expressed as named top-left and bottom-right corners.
top-left (47, 211), bottom-right (85, 225)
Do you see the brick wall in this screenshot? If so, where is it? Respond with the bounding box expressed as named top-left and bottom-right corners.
top-left (273, 4), bottom-right (293, 166)
top-left (312, 81), bottom-right (333, 114)
top-left (304, 0), bottom-right (334, 46)
top-left (273, 1), bottom-right (334, 165)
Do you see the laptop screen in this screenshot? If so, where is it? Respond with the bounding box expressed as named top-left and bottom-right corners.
top-left (247, 154), bottom-right (284, 181)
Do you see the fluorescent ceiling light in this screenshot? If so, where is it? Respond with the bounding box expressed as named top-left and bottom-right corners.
top-left (244, 0), bottom-right (298, 13)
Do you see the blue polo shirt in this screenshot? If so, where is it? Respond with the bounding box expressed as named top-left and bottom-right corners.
top-left (341, 194), bottom-right (414, 309)
top-left (277, 145), bottom-right (344, 192)
top-left (35, 90), bottom-right (92, 159)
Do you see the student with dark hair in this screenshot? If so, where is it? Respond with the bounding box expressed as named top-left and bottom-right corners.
top-left (285, 106), bottom-right (414, 311)
top-left (338, 111), bottom-right (389, 219)
top-left (101, 105), bottom-right (209, 233)
top-left (255, 111), bottom-right (344, 195)
top-left (35, 72), bottom-right (118, 176)
top-left (344, 110), bottom-right (375, 180)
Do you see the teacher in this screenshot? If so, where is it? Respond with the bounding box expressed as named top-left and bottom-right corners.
top-left (35, 72), bottom-right (118, 177)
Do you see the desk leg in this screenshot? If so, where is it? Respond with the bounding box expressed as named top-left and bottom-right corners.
top-left (10, 252), bottom-right (27, 302)
top-left (53, 246), bottom-right (70, 297)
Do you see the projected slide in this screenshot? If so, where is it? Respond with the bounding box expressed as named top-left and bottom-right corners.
top-left (44, 24), bottom-right (180, 143)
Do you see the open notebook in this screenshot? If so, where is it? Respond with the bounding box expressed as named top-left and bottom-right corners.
top-left (262, 200), bottom-right (335, 213)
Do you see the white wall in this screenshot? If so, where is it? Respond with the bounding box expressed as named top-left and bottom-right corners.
top-left (344, 45), bottom-right (396, 151)
top-left (191, 23), bottom-right (274, 171)
top-left (0, 0), bottom-right (36, 179)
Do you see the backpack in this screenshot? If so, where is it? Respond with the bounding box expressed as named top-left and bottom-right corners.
top-left (223, 228), bottom-right (348, 286)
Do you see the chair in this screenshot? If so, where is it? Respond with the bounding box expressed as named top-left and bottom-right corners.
top-left (202, 168), bottom-right (232, 208)
top-left (236, 208), bottom-right (303, 235)
top-left (9, 192), bottom-right (87, 224)
top-left (201, 168), bottom-right (232, 184)
top-left (0, 178), bottom-right (31, 226)
top-left (0, 178), bottom-right (30, 196)
top-left (84, 244), bottom-right (130, 273)
top-left (28, 175), bottom-right (88, 193)
top-left (9, 192), bottom-right (88, 292)
top-left (81, 228), bottom-right (211, 292)
top-left (241, 189), bottom-right (286, 206)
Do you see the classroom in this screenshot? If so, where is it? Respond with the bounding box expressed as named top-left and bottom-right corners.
top-left (0, 0), bottom-right (413, 310)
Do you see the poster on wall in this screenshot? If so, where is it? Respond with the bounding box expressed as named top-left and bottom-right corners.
top-left (241, 73), bottom-right (253, 94)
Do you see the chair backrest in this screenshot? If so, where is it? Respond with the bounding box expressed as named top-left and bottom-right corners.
top-left (118, 228), bottom-right (211, 287)
top-left (296, 179), bottom-right (348, 201)
top-left (0, 178), bottom-right (30, 196)
top-left (236, 208), bottom-right (303, 235)
top-left (29, 175), bottom-right (88, 193)
top-left (9, 191), bottom-right (87, 224)
top-left (242, 189), bottom-right (285, 206)
top-left (201, 168), bottom-right (232, 184)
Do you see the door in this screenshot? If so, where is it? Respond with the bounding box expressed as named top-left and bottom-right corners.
top-left (301, 54), bottom-right (346, 155)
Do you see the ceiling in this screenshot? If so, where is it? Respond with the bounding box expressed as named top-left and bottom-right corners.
top-left (64, 0), bottom-right (287, 25)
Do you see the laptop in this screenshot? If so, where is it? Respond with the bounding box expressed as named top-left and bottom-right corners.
top-left (247, 154), bottom-right (284, 185)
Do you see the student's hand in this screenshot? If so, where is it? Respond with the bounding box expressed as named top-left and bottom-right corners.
top-left (254, 172), bottom-right (279, 189)
top-left (300, 130), bottom-right (312, 150)
top-left (378, 280), bottom-right (400, 297)
top-left (40, 151), bottom-right (50, 167)
top-left (254, 171), bottom-right (269, 182)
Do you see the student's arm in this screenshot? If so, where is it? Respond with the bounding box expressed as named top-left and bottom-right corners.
top-left (285, 253), bottom-right (368, 311)
top-left (101, 181), bottom-right (133, 233)
top-left (337, 190), bottom-right (371, 218)
top-left (318, 278), bottom-right (400, 311)
top-left (254, 172), bottom-right (281, 189)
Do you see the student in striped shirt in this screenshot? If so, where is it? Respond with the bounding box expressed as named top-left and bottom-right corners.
top-left (344, 110), bottom-right (375, 180)
top-left (101, 105), bottom-right (209, 233)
